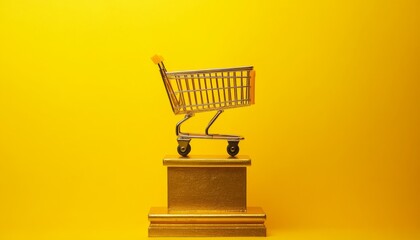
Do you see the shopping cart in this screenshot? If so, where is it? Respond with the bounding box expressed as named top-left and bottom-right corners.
top-left (151, 55), bottom-right (255, 157)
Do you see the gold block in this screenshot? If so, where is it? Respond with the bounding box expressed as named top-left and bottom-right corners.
top-left (165, 155), bottom-right (250, 211)
top-left (148, 207), bottom-right (266, 237)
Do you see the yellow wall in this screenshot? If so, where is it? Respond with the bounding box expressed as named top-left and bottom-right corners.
top-left (1, 0), bottom-right (419, 238)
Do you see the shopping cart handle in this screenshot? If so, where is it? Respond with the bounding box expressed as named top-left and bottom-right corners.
top-left (151, 55), bottom-right (164, 64)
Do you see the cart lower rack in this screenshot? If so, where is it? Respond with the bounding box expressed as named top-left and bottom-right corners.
top-left (152, 55), bottom-right (255, 157)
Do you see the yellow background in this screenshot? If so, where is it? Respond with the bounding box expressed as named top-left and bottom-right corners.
top-left (1, 0), bottom-right (419, 239)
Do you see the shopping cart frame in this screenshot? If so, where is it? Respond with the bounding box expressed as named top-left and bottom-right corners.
top-left (152, 55), bottom-right (255, 157)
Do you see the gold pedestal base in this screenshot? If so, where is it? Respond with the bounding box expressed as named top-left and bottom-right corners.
top-left (148, 155), bottom-right (266, 237)
top-left (148, 207), bottom-right (266, 237)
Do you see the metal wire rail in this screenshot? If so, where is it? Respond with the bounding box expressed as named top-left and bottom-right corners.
top-left (152, 55), bottom-right (255, 157)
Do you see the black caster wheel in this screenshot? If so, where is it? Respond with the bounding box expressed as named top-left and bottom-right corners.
top-left (227, 143), bottom-right (240, 157)
top-left (177, 144), bottom-right (191, 157)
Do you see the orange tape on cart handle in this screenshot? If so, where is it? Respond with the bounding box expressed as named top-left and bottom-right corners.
top-left (151, 55), bottom-right (164, 64)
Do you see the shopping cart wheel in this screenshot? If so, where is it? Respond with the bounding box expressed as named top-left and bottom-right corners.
top-left (227, 142), bottom-right (240, 157)
top-left (177, 144), bottom-right (191, 157)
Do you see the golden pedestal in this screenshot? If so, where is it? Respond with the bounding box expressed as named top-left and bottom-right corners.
top-left (148, 155), bottom-right (266, 237)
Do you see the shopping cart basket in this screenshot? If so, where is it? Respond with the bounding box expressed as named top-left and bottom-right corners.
top-left (151, 55), bottom-right (255, 157)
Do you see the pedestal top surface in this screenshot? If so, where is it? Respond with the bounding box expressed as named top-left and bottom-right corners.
top-left (163, 155), bottom-right (251, 167)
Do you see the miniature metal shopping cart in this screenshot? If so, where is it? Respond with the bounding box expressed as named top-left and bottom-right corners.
top-left (152, 55), bottom-right (255, 157)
